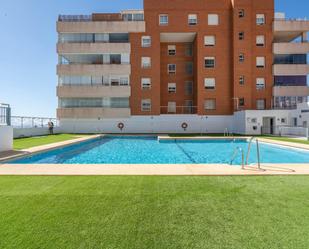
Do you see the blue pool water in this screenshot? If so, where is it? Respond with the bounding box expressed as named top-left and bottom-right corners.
top-left (8, 136), bottom-right (309, 164)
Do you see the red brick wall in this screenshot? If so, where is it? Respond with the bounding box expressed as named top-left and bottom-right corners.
top-left (129, 0), bottom-right (274, 115)
top-left (160, 43), bottom-right (194, 113)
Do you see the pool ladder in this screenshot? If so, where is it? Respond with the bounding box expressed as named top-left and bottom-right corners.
top-left (224, 128), bottom-right (234, 138)
top-left (230, 137), bottom-right (261, 170)
top-left (230, 147), bottom-right (245, 169)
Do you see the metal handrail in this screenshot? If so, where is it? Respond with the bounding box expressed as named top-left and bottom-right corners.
top-left (230, 147), bottom-right (245, 169)
top-left (246, 137), bottom-right (261, 170)
top-left (224, 128), bottom-right (234, 137)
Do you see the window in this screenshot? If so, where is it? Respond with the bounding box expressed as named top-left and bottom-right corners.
top-left (110, 76), bottom-right (129, 86)
top-left (239, 9), bottom-right (245, 18)
top-left (185, 62), bottom-right (193, 75)
top-left (168, 64), bottom-right (176, 74)
top-left (185, 81), bottom-right (193, 95)
top-left (122, 13), bottom-right (144, 21)
top-left (185, 44), bottom-right (193, 56)
top-left (111, 77), bottom-right (120, 86)
top-left (121, 54), bottom-right (130, 64)
top-left (239, 53), bottom-right (245, 62)
top-left (256, 57), bottom-right (265, 68)
top-left (208, 14), bottom-right (219, 25)
top-left (141, 57), bottom-right (151, 68)
top-left (239, 32), bottom-right (244, 40)
top-left (168, 45), bottom-right (176, 56)
top-left (141, 78), bottom-right (151, 89)
top-left (256, 35), bottom-right (265, 46)
top-left (168, 83), bottom-right (176, 93)
top-left (141, 36), bottom-right (151, 47)
top-left (188, 14), bottom-right (197, 25)
top-left (141, 99), bottom-right (151, 111)
top-left (204, 78), bottom-right (216, 90)
top-left (168, 102), bottom-right (176, 113)
top-left (59, 97), bottom-right (129, 108)
top-left (274, 54), bottom-right (307, 64)
top-left (239, 76), bottom-right (245, 85)
top-left (204, 99), bottom-right (216, 110)
top-left (120, 77), bottom-right (129, 86)
top-left (256, 14), bottom-right (265, 25)
top-left (239, 98), bottom-right (245, 107)
top-left (204, 36), bottom-right (215, 46)
top-left (159, 14), bottom-right (168, 25)
top-left (256, 99), bottom-right (265, 110)
top-left (256, 78), bottom-right (265, 90)
top-left (204, 57), bottom-right (215, 68)
top-left (109, 33), bottom-right (129, 43)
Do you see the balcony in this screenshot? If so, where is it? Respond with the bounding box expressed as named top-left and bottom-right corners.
top-left (57, 64), bottom-right (131, 76)
top-left (274, 19), bottom-right (309, 42)
top-left (57, 43), bottom-right (131, 54)
top-left (57, 107), bottom-right (131, 119)
top-left (57, 85), bottom-right (131, 98)
top-left (273, 64), bottom-right (309, 76)
top-left (273, 86), bottom-right (309, 97)
top-left (57, 21), bottom-right (145, 33)
top-left (273, 42), bottom-right (309, 54)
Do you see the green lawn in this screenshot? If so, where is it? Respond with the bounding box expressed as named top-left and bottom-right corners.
top-left (0, 176), bottom-right (308, 249)
top-left (13, 134), bottom-right (85, 150)
top-left (261, 136), bottom-right (309, 145)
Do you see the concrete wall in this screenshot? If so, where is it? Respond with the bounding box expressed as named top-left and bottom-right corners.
top-left (234, 109), bottom-right (292, 135)
top-left (273, 86), bottom-right (309, 97)
top-left (0, 126), bottom-right (13, 152)
top-left (57, 86), bottom-right (131, 98)
top-left (13, 127), bottom-right (61, 139)
top-left (57, 108), bottom-right (131, 119)
top-left (232, 112), bottom-right (246, 134)
top-left (57, 21), bottom-right (146, 33)
top-left (60, 115), bottom-right (234, 134)
top-left (57, 64), bottom-right (131, 76)
top-left (57, 43), bottom-right (131, 54)
top-left (273, 42), bottom-right (309, 54)
top-left (273, 64), bottom-right (309, 76)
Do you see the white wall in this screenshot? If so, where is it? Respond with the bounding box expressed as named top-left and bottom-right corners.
top-left (232, 112), bottom-right (246, 134)
top-left (13, 127), bottom-right (61, 138)
top-left (60, 115), bottom-right (234, 134)
top-left (57, 106), bottom-right (309, 136)
top-left (0, 126), bottom-right (13, 152)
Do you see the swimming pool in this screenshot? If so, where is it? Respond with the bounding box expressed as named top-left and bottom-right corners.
top-left (7, 136), bottom-right (309, 164)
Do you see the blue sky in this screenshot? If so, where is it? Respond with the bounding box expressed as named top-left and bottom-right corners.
top-left (0, 0), bottom-right (308, 117)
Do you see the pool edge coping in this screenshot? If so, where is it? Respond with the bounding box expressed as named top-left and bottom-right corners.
top-left (0, 135), bottom-right (102, 163)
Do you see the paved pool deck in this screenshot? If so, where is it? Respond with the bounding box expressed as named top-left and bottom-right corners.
top-left (0, 135), bottom-right (309, 176)
top-left (0, 163), bottom-right (308, 176)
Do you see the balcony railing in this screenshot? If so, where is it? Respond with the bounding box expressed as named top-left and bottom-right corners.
top-left (160, 106), bottom-right (197, 115)
top-left (10, 116), bottom-right (58, 129)
top-left (58, 13), bottom-right (144, 22)
top-left (58, 15), bottom-right (92, 22)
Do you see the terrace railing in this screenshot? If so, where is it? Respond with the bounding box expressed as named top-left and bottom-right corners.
top-left (58, 15), bottom-right (92, 22)
top-left (160, 106), bottom-right (198, 115)
top-left (9, 116), bottom-right (58, 129)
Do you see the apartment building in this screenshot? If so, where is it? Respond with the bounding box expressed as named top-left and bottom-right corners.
top-left (56, 0), bottom-right (309, 134)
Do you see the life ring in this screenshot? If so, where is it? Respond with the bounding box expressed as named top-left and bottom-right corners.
top-left (117, 122), bottom-right (124, 130)
top-left (181, 122), bottom-right (188, 130)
